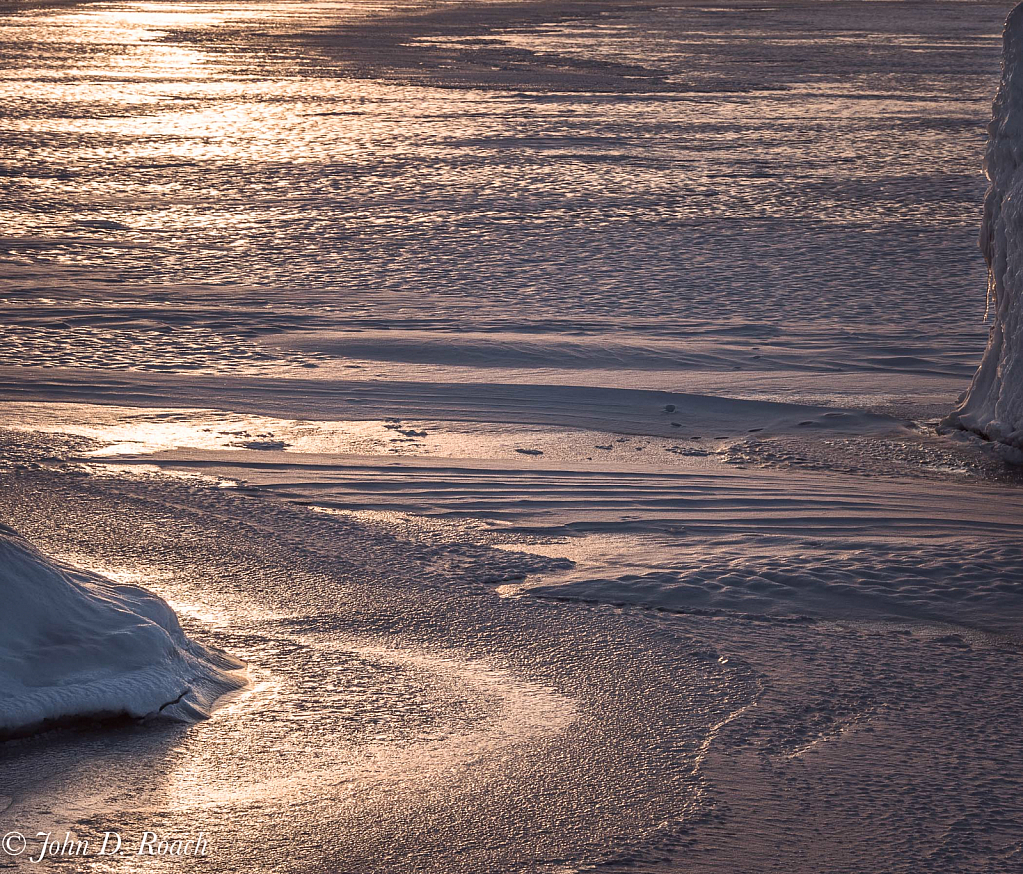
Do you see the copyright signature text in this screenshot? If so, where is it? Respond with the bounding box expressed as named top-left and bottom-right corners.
top-left (2, 830), bottom-right (208, 862)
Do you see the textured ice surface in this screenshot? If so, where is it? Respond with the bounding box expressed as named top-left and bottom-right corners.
top-left (949, 2), bottom-right (1023, 450)
top-left (0, 0), bottom-right (1002, 383)
top-left (1, 2), bottom-right (1023, 868)
top-left (3, 449), bottom-right (1023, 874)
top-left (0, 525), bottom-right (244, 736)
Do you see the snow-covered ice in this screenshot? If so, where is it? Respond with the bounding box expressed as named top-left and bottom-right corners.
top-left (948, 1), bottom-right (1023, 450)
top-left (0, 524), bottom-right (245, 737)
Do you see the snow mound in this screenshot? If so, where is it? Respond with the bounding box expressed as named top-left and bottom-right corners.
top-left (0, 524), bottom-right (245, 738)
top-left (946, 2), bottom-right (1023, 450)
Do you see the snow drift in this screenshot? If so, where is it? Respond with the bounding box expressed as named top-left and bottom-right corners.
top-left (946, 2), bottom-right (1023, 449)
top-left (0, 524), bottom-right (245, 738)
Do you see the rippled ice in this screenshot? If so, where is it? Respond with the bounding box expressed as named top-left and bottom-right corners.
top-left (0, 0), bottom-right (1007, 372)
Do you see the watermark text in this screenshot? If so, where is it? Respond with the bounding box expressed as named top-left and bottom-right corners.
top-left (2, 830), bottom-right (208, 862)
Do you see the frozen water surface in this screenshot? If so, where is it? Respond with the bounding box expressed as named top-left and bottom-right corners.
top-left (3, 0), bottom-right (1023, 871)
top-left (0, 0), bottom-right (1005, 365)
top-left (2, 464), bottom-right (1023, 873)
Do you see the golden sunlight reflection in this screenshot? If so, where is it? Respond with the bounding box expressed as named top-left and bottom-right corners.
top-left (155, 640), bottom-right (576, 813)
top-left (0, 401), bottom-right (709, 467)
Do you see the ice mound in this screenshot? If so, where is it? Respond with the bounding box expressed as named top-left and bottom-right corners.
top-left (947, 2), bottom-right (1023, 450)
top-left (0, 524), bottom-right (245, 738)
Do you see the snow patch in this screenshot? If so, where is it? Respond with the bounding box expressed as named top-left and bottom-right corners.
top-left (0, 525), bottom-right (245, 738)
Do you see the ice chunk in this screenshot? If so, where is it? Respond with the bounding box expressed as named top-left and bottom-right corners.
top-left (0, 524), bottom-right (245, 738)
top-left (946, 2), bottom-right (1023, 449)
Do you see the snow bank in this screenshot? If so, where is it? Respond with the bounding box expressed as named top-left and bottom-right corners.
top-left (0, 525), bottom-right (245, 738)
top-left (946, 2), bottom-right (1023, 449)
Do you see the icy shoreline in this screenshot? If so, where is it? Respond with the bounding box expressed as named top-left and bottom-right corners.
top-left (0, 525), bottom-right (245, 738)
